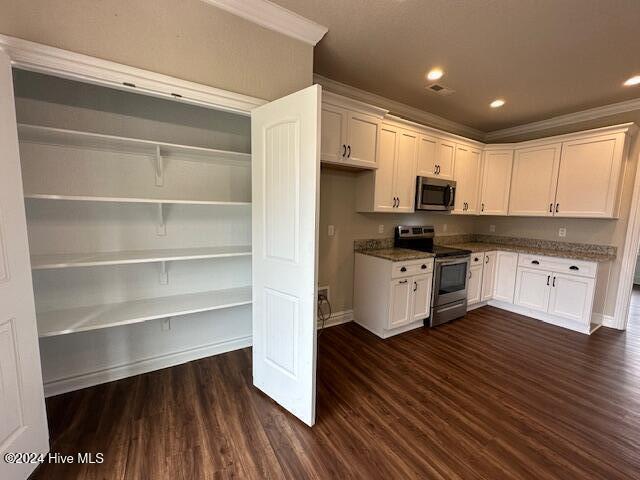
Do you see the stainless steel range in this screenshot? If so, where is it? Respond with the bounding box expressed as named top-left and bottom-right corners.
top-left (395, 226), bottom-right (471, 326)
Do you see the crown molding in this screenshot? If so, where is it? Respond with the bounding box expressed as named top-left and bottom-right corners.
top-left (314, 74), bottom-right (485, 141)
top-left (0, 34), bottom-right (266, 114)
top-left (201, 0), bottom-right (328, 46)
top-left (485, 97), bottom-right (640, 141)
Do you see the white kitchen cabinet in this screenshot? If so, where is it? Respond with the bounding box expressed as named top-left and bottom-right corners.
top-left (435, 139), bottom-right (456, 180)
top-left (321, 93), bottom-right (385, 169)
top-left (467, 261), bottom-right (484, 305)
top-left (514, 267), bottom-right (552, 313)
top-left (493, 251), bottom-right (518, 303)
top-left (554, 132), bottom-right (626, 218)
top-left (509, 143), bottom-right (561, 216)
top-left (411, 273), bottom-right (433, 322)
top-left (481, 251), bottom-right (496, 301)
top-left (415, 133), bottom-right (438, 177)
top-left (389, 277), bottom-right (413, 328)
top-left (479, 149), bottom-right (513, 215)
top-left (354, 253), bottom-right (434, 338)
top-left (356, 121), bottom-right (417, 212)
top-left (547, 273), bottom-right (595, 324)
top-left (453, 144), bottom-right (481, 214)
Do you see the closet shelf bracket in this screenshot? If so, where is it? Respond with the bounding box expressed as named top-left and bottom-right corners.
top-left (156, 203), bottom-right (166, 236)
top-left (155, 145), bottom-right (164, 187)
top-left (159, 261), bottom-right (169, 285)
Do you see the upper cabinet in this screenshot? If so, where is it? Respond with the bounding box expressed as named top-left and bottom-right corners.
top-left (479, 149), bottom-right (513, 216)
top-left (435, 139), bottom-right (456, 180)
top-left (509, 129), bottom-right (630, 219)
top-left (453, 144), bottom-right (481, 214)
top-left (554, 132), bottom-right (626, 218)
top-left (356, 121), bottom-right (418, 213)
top-left (415, 134), bottom-right (438, 177)
top-left (509, 143), bottom-right (561, 216)
top-left (321, 92), bottom-right (386, 170)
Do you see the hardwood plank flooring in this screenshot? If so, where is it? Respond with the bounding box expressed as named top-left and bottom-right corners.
top-left (32, 306), bottom-right (640, 479)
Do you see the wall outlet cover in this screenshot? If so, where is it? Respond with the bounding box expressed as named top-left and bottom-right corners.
top-left (489, 225), bottom-right (496, 232)
top-left (378, 224), bottom-right (384, 234)
top-left (328, 225), bottom-right (335, 237)
top-left (442, 224), bottom-right (448, 232)
top-left (559, 228), bottom-right (567, 237)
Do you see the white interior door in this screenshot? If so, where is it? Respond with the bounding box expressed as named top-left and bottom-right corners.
top-left (251, 85), bottom-right (320, 426)
top-left (0, 50), bottom-right (49, 480)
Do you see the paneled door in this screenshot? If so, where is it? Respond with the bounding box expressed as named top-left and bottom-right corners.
top-left (251, 84), bottom-right (321, 426)
top-left (389, 278), bottom-right (412, 328)
top-left (514, 267), bottom-right (552, 312)
top-left (346, 111), bottom-right (379, 168)
top-left (394, 128), bottom-right (418, 212)
top-left (0, 50), bottom-right (49, 480)
top-left (453, 145), bottom-right (481, 214)
top-left (479, 149), bottom-right (513, 215)
top-left (509, 144), bottom-right (561, 216)
top-left (411, 274), bottom-right (432, 321)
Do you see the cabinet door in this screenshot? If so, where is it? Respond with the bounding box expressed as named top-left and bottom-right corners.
top-left (389, 278), bottom-right (412, 328)
top-left (509, 144), bottom-right (561, 216)
top-left (411, 273), bottom-right (433, 321)
top-left (514, 267), bottom-right (552, 312)
top-left (493, 251), bottom-right (518, 303)
top-left (453, 145), bottom-right (481, 214)
top-left (467, 263), bottom-right (483, 305)
top-left (548, 273), bottom-right (595, 325)
top-left (436, 139), bottom-right (456, 180)
top-left (416, 134), bottom-right (438, 177)
top-left (554, 133), bottom-right (625, 218)
top-left (481, 251), bottom-right (496, 301)
top-left (480, 150), bottom-right (513, 215)
top-left (373, 124), bottom-right (398, 211)
top-left (346, 111), bottom-right (379, 168)
top-left (320, 103), bottom-right (347, 165)
top-left (394, 128), bottom-right (418, 212)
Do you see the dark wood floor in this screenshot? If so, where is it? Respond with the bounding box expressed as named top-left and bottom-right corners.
top-left (33, 306), bottom-right (640, 479)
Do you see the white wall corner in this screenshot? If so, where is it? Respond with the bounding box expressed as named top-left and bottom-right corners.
top-left (600, 314), bottom-right (619, 329)
top-left (200, 0), bottom-right (328, 46)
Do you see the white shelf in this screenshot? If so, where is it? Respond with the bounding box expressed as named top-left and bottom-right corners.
top-left (24, 193), bottom-right (251, 206)
top-left (31, 246), bottom-right (251, 270)
top-left (36, 286), bottom-right (252, 337)
top-left (18, 124), bottom-right (252, 163)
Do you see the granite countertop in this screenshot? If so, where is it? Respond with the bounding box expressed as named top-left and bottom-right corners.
top-left (356, 248), bottom-right (435, 262)
top-left (443, 242), bottom-right (615, 263)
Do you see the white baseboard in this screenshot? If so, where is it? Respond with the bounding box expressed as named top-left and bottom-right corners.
top-left (43, 334), bottom-right (252, 397)
top-left (488, 300), bottom-right (591, 334)
top-left (318, 309), bottom-right (353, 329)
top-left (599, 314), bottom-right (618, 329)
top-left (467, 302), bottom-right (488, 311)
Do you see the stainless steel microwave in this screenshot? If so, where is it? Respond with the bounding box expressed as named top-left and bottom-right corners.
top-left (415, 177), bottom-right (456, 211)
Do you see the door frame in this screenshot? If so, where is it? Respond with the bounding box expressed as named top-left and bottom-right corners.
top-left (613, 148), bottom-right (640, 330)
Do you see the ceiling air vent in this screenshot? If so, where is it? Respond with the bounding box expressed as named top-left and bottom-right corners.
top-left (426, 83), bottom-right (455, 96)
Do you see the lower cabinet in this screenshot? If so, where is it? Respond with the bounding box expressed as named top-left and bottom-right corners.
top-left (512, 255), bottom-right (597, 332)
top-left (354, 253), bottom-right (434, 338)
top-left (493, 251), bottom-right (519, 303)
top-left (467, 253), bottom-right (484, 305)
top-left (481, 252), bottom-right (497, 301)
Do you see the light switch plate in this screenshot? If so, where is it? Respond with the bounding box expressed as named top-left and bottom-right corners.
top-left (489, 225), bottom-right (496, 232)
top-left (559, 227), bottom-right (567, 237)
top-left (378, 224), bottom-right (384, 234)
top-left (328, 225), bottom-right (335, 237)
top-left (442, 224), bottom-right (448, 232)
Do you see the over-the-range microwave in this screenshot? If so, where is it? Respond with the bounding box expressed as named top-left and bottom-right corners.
top-left (415, 176), bottom-right (456, 211)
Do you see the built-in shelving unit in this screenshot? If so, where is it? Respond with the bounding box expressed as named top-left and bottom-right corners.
top-left (31, 245), bottom-right (251, 270)
top-left (37, 286), bottom-right (253, 337)
top-left (24, 193), bottom-right (251, 206)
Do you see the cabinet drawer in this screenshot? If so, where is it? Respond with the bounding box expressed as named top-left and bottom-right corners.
top-left (470, 252), bottom-right (485, 265)
top-left (518, 254), bottom-right (597, 278)
top-left (392, 258), bottom-right (434, 278)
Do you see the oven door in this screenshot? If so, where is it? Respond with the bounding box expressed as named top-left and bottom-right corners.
top-left (416, 177), bottom-right (455, 211)
top-left (433, 257), bottom-right (470, 306)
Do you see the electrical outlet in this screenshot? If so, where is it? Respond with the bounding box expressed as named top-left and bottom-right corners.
top-left (378, 224), bottom-right (384, 234)
top-left (489, 224), bottom-right (496, 233)
top-left (328, 225), bottom-right (335, 237)
top-left (442, 224), bottom-right (448, 232)
top-left (559, 227), bottom-right (567, 237)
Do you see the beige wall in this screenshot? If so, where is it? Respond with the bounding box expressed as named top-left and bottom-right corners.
top-left (319, 168), bottom-right (476, 312)
top-left (0, 0), bottom-right (313, 100)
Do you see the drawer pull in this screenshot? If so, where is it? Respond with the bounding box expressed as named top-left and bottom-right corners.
top-left (569, 266), bottom-right (579, 271)
top-left (547, 275), bottom-right (550, 286)
top-left (400, 266), bottom-right (407, 272)
top-left (399, 279), bottom-right (408, 284)
top-left (474, 257), bottom-right (480, 262)
top-left (531, 260), bottom-right (540, 265)
top-left (421, 264), bottom-right (427, 269)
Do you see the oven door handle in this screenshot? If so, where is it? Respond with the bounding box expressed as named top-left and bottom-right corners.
top-left (436, 257), bottom-right (470, 266)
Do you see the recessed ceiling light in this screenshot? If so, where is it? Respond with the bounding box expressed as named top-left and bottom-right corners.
top-left (426, 68), bottom-right (444, 81)
top-left (624, 75), bottom-right (640, 86)
top-left (490, 99), bottom-right (506, 108)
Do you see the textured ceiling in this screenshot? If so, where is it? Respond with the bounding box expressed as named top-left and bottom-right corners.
top-left (273, 0), bottom-right (640, 132)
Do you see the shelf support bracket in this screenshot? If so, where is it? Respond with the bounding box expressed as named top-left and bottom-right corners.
top-left (159, 261), bottom-right (168, 285)
top-left (156, 203), bottom-right (166, 236)
top-left (155, 145), bottom-right (164, 187)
